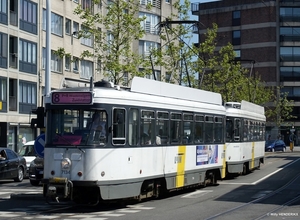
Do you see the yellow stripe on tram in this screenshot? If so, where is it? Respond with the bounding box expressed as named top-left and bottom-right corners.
top-left (176, 145), bottom-right (186, 188)
top-left (221, 144), bottom-right (226, 179)
top-left (251, 142), bottom-right (255, 169)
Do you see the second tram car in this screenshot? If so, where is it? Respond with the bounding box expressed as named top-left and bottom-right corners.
top-left (225, 101), bottom-right (266, 175)
top-left (43, 77), bottom-right (227, 204)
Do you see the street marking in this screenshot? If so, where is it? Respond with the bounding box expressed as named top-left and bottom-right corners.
top-left (127, 205), bottom-right (155, 210)
top-left (117, 208), bottom-right (141, 213)
top-left (220, 158), bottom-right (300, 185)
top-left (181, 190), bottom-right (213, 198)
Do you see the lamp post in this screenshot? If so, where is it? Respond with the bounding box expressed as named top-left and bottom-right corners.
top-left (45, 0), bottom-right (51, 96)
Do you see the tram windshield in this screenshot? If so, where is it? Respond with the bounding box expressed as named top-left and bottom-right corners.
top-left (46, 109), bottom-right (107, 146)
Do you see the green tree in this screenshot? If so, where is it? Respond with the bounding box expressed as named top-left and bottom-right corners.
top-left (73, 0), bottom-right (149, 85)
top-left (265, 88), bottom-right (296, 127)
top-left (160, 19), bottom-right (295, 124)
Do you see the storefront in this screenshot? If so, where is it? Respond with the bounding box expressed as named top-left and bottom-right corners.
top-left (0, 122), bottom-right (36, 153)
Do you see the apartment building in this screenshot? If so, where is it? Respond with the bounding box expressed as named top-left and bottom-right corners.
top-left (191, 0), bottom-right (300, 142)
top-left (0, 0), bottom-right (175, 151)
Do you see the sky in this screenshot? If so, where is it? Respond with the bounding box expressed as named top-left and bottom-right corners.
top-left (187, 0), bottom-right (219, 44)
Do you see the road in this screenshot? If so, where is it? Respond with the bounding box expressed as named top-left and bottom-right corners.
top-left (0, 149), bottom-right (300, 220)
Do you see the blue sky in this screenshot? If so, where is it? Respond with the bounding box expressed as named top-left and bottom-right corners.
top-left (188, 0), bottom-right (219, 44)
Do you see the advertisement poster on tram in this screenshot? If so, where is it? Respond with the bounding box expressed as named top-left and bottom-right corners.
top-left (196, 145), bottom-right (218, 165)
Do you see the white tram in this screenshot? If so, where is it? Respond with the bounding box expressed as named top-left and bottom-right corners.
top-left (224, 101), bottom-right (266, 175)
top-left (43, 77), bottom-right (227, 204)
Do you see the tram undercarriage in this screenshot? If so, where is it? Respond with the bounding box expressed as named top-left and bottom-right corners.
top-left (43, 169), bottom-right (220, 205)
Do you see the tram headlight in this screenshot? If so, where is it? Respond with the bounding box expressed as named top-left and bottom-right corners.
top-left (61, 158), bottom-right (71, 169)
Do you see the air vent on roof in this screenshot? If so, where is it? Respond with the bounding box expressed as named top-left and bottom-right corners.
top-left (94, 80), bottom-right (114, 88)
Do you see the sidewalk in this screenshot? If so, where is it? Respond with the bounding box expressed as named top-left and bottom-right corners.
top-left (286, 145), bottom-right (300, 152)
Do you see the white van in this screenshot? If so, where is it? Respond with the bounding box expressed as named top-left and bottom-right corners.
top-left (18, 140), bottom-right (36, 176)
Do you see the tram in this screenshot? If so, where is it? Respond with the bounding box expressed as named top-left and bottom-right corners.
top-left (225, 101), bottom-right (266, 175)
top-left (41, 77), bottom-right (265, 204)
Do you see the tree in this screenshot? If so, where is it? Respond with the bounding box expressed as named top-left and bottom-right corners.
top-left (265, 88), bottom-right (296, 127)
top-left (73, 0), bottom-right (150, 85)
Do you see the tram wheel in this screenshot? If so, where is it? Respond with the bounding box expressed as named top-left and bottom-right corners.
top-left (242, 164), bottom-right (247, 175)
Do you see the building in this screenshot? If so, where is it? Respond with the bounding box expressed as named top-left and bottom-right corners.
top-left (0, 0), bottom-right (175, 152)
top-left (191, 0), bottom-right (300, 142)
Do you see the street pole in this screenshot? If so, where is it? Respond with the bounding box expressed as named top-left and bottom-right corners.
top-left (45, 0), bottom-right (51, 96)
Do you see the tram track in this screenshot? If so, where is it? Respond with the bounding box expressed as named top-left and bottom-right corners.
top-left (205, 170), bottom-right (300, 220)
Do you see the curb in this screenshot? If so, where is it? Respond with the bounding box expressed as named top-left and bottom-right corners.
top-left (10, 193), bottom-right (44, 201)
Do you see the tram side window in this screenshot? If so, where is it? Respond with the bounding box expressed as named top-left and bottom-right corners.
top-left (243, 119), bottom-right (248, 141)
top-left (195, 115), bottom-right (204, 144)
top-left (112, 108), bottom-right (126, 145)
top-left (183, 113), bottom-right (193, 144)
top-left (205, 115), bottom-right (214, 143)
top-left (128, 108), bottom-right (139, 146)
top-left (215, 116), bottom-right (223, 143)
top-left (249, 121), bottom-right (254, 141)
top-left (170, 113), bottom-right (182, 144)
top-left (261, 122), bottom-right (265, 141)
top-left (234, 118), bottom-right (241, 141)
top-left (254, 122), bottom-right (260, 141)
top-left (226, 118), bottom-right (234, 142)
top-left (156, 111), bottom-right (169, 145)
top-left (141, 110), bottom-right (155, 145)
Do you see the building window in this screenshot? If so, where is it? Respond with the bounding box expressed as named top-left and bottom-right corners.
top-left (73, 21), bottom-right (79, 38)
top-left (20, 0), bottom-right (37, 34)
top-left (280, 47), bottom-right (300, 61)
top-left (65, 56), bottom-right (71, 71)
top-left (234, 49), bottom-right (241, 60)
top-left (166, 72), bottom-right (171, 82)
top-left (19, 81), bottom-right (36, 114)
top-left (42, 48), bottom-right (62, 73)
top-left (0, 0), bottom-right (8, 24)
top-left (139, 40), bottom-right (160, 57)
top-left (280, 7), bottom-right (300, 22)
top-left (65, 18), bottom-right (71, 35)
top-left (51, 50), bottom-right (62, 73)
top-left (123, 72), bottom-right (128, 87)
top-left (73, 56), bottom-right (79, 72)
top-left (232, 30), bottom-right (241, 45)
top-left (42, 10), bottom-right (63, 36)
top-left (280, 67), bottom-right (300, 81)
top-left (165, 0), bottom-right (170, 3)
top-left (280, 27), bottom-right (300, 42)
top-left (0, 32), bottom-right (7, 68)
top-left (81, 26), bottom-right (93, 47)
top-left (80, 60), bottom-right (93, 79)
top-left (82, 0), bottom-right (93, 13)
top-left (0, 77), bottom-right (7, 112)
top-left (140, 0), bottom-right (161, 9)
top-left (139, 12), bottom-right (160, 35)
top-left (19, 39), bottom-right (37, 74)
top-left (232, 10), bottom-right (240, 26)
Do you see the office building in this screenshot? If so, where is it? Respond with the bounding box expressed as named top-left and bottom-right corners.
top-left (0, 0), bottom-right (175, 151)
top-left (191, 0), bottom-right (300, 141)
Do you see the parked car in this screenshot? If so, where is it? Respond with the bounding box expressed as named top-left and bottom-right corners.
top-left (28, 156), bottom-right (44, 186)
top-left (18, 140), bottom-right (36, 176)
top-left (0, 147), bottom-right (26, 182)
top-left (265, 139), bottom-right (286, 152)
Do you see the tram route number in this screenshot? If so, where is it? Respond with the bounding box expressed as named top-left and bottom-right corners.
top-left (62, 170), bottom-right (70, 175)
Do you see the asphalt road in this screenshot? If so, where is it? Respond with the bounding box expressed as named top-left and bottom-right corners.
top-left (0, 148), bottom-right (300, 220)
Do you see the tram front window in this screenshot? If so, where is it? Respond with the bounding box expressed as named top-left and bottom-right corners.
top-left (46, 109), bottom-right (108, 146)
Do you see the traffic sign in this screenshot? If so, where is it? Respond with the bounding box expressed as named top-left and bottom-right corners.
top-left (34, 133), bottom-right (45, 158)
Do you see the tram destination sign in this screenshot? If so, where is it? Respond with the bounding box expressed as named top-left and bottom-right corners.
top-left (52, 92), bottom-right (93, 105)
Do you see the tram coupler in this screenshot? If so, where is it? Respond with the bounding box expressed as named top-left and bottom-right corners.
top-left (46, 177), bottom-right (73, 201)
